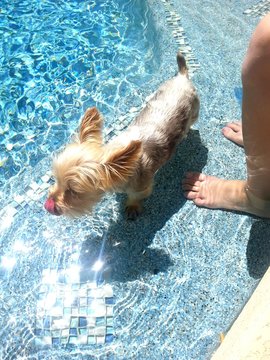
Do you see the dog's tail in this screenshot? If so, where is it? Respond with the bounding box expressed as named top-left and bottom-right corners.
top-left (177, 52), bottom-right (188, 76)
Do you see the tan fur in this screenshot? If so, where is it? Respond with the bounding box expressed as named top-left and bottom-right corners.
top-left (46, 53), bottom-right (200, 219)
top-left (79, 107), bottom-right (103, 144)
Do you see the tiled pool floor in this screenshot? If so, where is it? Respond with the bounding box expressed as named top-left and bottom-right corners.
top-left (1, 0), bottom-right (270, 359)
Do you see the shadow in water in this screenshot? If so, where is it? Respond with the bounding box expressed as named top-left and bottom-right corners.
top-left (246, 220), bottom-right (270, 279)
top-left (79, 129), bottom-right (208, 283)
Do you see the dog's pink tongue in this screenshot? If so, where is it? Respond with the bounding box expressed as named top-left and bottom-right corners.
top-left (44, 198), bottom-right (59, 215)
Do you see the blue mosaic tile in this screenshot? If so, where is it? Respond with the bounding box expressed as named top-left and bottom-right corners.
top-left (107, 317), bottom-right (113, 326)
top-left (105, 334), bottom-right (114, 343)
top-left (106, 326), bottom-right (113, 335)
top-left (68, 336), bottom-right (78, 345)
top-left (70, 318), bottom-right (78, 328)
top-left (80, 307), bottom-right (87, 315)
top-left (63, 308), bottom-right (71, 316)
top-left (43, 316), bottom-right (51, 329)
top-left (96, 317), bottom-right (106, 326)
top-left (69, 328), bottom-right (77, 336)
top-left (87, 308), bottom-right (95, 316)
top-left (87, 336), bottom-right (95, 345)
top-left (105, 297), bottom-right (115, 305)
top-left (35, 329), bottom-right (43, 336)
top-left (79, 317), bottom-right (87, 327)
top-left (52, 337), bottom-right (60, 345)
top-left (55, 299), bottom-right (63, 307)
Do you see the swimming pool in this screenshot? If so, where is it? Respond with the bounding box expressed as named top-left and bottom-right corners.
top-left (1, 0), bottom-right (269, 359)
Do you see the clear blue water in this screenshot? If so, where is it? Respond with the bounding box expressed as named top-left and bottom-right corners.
top-left (0, 0), bottom-right (160, 185)
top-left (1, 0), bottom-right (270, 359)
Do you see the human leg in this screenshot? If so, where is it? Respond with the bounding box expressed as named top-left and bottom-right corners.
top-left (241, 13), bottom-right (270, 202)
top-left (182, 13), bottom-right (270, 217)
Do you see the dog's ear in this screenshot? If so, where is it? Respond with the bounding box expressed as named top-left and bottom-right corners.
top-left (102, 140), bottom-right (142, 189)
top-left (79, 107), bottom-right (103, 144)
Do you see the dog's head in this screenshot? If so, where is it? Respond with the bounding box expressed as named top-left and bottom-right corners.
top-left (44, 107), bottom-right (142, 217)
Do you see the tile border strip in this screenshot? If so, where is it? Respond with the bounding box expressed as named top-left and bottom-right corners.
top-left (160, 0), bottom-right (200, 75)
top-left (244, 0), bottom-right (270, 17)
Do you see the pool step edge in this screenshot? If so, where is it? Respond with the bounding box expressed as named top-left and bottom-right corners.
top-left (212, 266), bottom-right (270, 360)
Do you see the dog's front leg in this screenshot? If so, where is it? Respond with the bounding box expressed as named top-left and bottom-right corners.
top-left (125, 183), bottom-right (153, 220)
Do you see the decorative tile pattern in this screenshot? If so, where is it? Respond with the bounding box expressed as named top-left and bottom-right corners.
top-left (160, 0), bottom-right (200, 75)
top-left (1, 170), bottom-right (52, 229)
top-left (35, 269), bottom-right (114, 346)
top-left (244, 0), bottom-right (270, 17)
top-left (103, 107), bottom-right (141, 140)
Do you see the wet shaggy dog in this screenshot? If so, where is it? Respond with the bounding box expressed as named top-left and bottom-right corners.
top-left (44, 52), bottom-right (200, 219)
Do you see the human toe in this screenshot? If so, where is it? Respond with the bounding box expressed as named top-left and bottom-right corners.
top-left (222, 127), bottom-right (242, 145)
top-left (222, 126), bottom-right (236, 137)
top-left (224, 121), bottom-right (241, 131)
top-left (193, 197), bottom-right (206, 206)
top-left (184, 172), bottom-right (206, 181)
top-left (183, 190), bottom-right (199, 200)
top-left (182, 182), bottom-right (200, 191)
top-left (222, 121), bottom-right (243, 145)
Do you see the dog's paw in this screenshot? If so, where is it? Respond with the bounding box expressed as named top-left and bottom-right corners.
top-left (125, 204), bottom-right (141, 220)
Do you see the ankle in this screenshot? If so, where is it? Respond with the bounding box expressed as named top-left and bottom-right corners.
top-left (245, 186), bottom-right (270, 211)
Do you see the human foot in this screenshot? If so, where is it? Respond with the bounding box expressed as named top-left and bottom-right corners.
top-left (222, 121), bottom-right (243, 147)
top-left (182, 172), bottom-right (270, 218)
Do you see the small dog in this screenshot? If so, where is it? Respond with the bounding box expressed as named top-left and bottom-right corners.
top-left (44, 52), bottom-right (199, 219)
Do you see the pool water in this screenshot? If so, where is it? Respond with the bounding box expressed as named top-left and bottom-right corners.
top-left (0, 0), bottom-right (160, 185)
top-left (1, 0), bottom-right (270, 359)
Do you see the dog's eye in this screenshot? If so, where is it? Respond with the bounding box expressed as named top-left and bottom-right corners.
top-left (66, 189), bottom-right (77, 197)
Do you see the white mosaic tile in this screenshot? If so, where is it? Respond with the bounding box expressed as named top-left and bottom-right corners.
top-left (30, 181), bottom-right (40, 191)
top-left (13, 194), bottom-right (25, 204)
top-left (4, 206), bottom-right (18, 217)
top-left (41, 174), bottom-right (51, 183)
